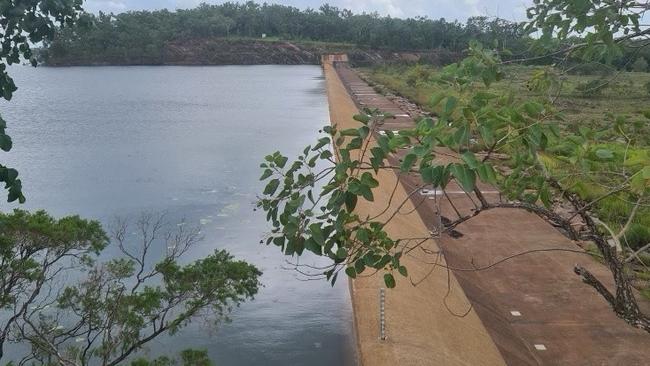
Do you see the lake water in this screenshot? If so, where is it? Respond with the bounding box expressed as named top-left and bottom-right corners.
top-left (0, 65), bottom-right (356, 365)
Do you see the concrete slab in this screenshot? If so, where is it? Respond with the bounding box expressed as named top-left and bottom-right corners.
top-left (324, 60), bottom-right (507, 366)
top-left (328, 60), bottom-right (650, 365)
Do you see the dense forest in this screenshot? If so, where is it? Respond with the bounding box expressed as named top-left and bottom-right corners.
top-left (41, 1), bottom-right (650, 68)
top-left (42, 1), bottom-right (528, 65)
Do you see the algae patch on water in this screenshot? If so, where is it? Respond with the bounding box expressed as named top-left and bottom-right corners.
top-left (217, 202), bottom-right (240, 217)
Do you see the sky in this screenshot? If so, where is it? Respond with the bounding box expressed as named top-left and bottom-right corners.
top-left (84, 0), bottom-right (534, 22)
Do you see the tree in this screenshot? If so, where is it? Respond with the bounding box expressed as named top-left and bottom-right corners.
top-left (42, 2), bottom-right (528, 66)
top-left (0, 3), bottom-right (261, 364)
top-left (258, 0), bottom-right (650, 332)
top-left (130, 349), bottom-right (213, 366)
top-left (0, 0), bottom-right (92, 203)
top-left (0, 210), bottom-right (106, 360)
top-left (631, 57), bottom-right (649, 72)
top-left (0, 211), bottom-right (261, 365)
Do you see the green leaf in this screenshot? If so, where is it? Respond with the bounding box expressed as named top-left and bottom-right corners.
top-left (595, 149), bottom-right (614, 160)
top-left (523, 102), bottom-right (544, 117)
top-left (478, 125), bottom-right (494, 146)
top-left (304, 238), bottom-right (322, 255)
top-left (354, 260), bottom-right (366, 274)
top-left (400, 153), bottom-right (417, 172)
top-left (331, 272), bottom-right (338, 286)
top-left (370, 147), bottom-right (385, 172)
top-left (340, 128), bottom-right (360, 137)
top-left (353, 114), bottom-right (370, 124)
top-left (347, 137), bottom-right (363, 150)
top-left (345, 267), bottom-right (357, 278)
top-left (377, 255), bottom-right (392, 268)
top-left (320, 150), bottom-right (333, 160)
top-left (348, 180), bottom-right (361, 195)
top-left (461, 151), bottom-right (479, 169)
top-left (528, 124), bottom-right (543, 147)
top-left (285, 222), bottom-right (299, 237)
top-left (275, 155), bottom-right (288, 169)
top-left (263, 179), bottom-right (280, 195)
top-left (312, 137), bottom-right (331, 151)
top-left (356, 228), bottom-right (370, 243)
top-left (0, 134), bottom-right (11, 152)
top-left (358, 126), bottom-right (370, 139)
top-left (421, 166), bottom-right (433, 184)
top-left (345, 192), bottom-right (358, 211)
top-left (5, 169), bottom-right (18, 184)
top-left (449, 164), bottom-right (476, 192)
top-left (363, 253), bottom-right (379, 266)
top-left (377, 136), bottom-right (390, 152)
top-left (360, 185), bottom-right (374, 201)
top-left (462, 108), bottom-right (476, 123)
top-left (260, 169), bottom-right (273, 181)
top-left (388, 135), bottom-right (410, 150)
top-left (430, 94), bottom-right (445, 108)
top-left (310, 223), bottom-right (325, 246)
top-left (476, 164), bottom-right (497, 185)
top-left (413, 144), bottom-right (430, 157)
top-left (453, 124), bottom-right (469, 146)
top-left (443, 96), bottom-right (458, 116)
top-left (398, 266), bottom-right (408, 277)
top-left (360, 172), bottom-right (379, 188)
top-left (384, 273), bottom-right (396, 288)
top-left (421, 165), bottom-right (444, 186)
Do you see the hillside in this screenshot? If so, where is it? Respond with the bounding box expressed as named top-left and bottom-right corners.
top-left (43, 37), bottom-right (462, 67)
top-left (40, 1), bottom-right (519, 66)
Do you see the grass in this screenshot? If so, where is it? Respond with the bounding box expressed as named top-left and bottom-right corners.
top-left (216, 35), bottom-right (359, 49)
top-left (362, 64), bottom-right (650, 144)
top-left (640, 288), bottom-right (650, 301)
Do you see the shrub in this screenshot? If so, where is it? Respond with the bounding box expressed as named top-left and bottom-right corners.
top-left (130, 350), bottom-right (212, 366)
top-left (405, 72), bottom-right (418, 87)
top-left (624, 223), bottom-right (650, 251)
top-left (631, 57), bottom-right (649, 72)
top-left (574, 79), bottom-right (608, 97)
top-left (404, 64), bottom-right (433, 87)
top-left (568, 62), bottom-right (613, 76)
top-left (645, 81), bottom-right (650, 95)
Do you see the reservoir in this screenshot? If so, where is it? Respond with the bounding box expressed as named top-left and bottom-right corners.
top-left (0, 65), bottom-right (356, 365)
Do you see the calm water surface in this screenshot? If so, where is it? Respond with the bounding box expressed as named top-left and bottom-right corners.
top-left (0, 65), bottom-right (356, 365)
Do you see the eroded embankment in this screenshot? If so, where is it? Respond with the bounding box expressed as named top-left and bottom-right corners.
top-left (43, 39), bottom-right (460, 67)
top-left (322, 60), bottom-right (506, 366)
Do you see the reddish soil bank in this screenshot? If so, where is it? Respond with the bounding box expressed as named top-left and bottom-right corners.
top-left (45, 38), bottom-right (460, 67)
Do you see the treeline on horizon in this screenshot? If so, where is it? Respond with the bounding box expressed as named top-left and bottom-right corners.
top-left (42, 1), bottom-right (528, 65)
top-left (42, 1), bottom-right (650, 69)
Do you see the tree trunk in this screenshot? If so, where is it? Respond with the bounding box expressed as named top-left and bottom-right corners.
top-left (549, 179), bottom-right (650, 332)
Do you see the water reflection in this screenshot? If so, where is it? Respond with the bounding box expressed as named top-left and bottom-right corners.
top-left (0, 65), bottom-right (356, 365)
